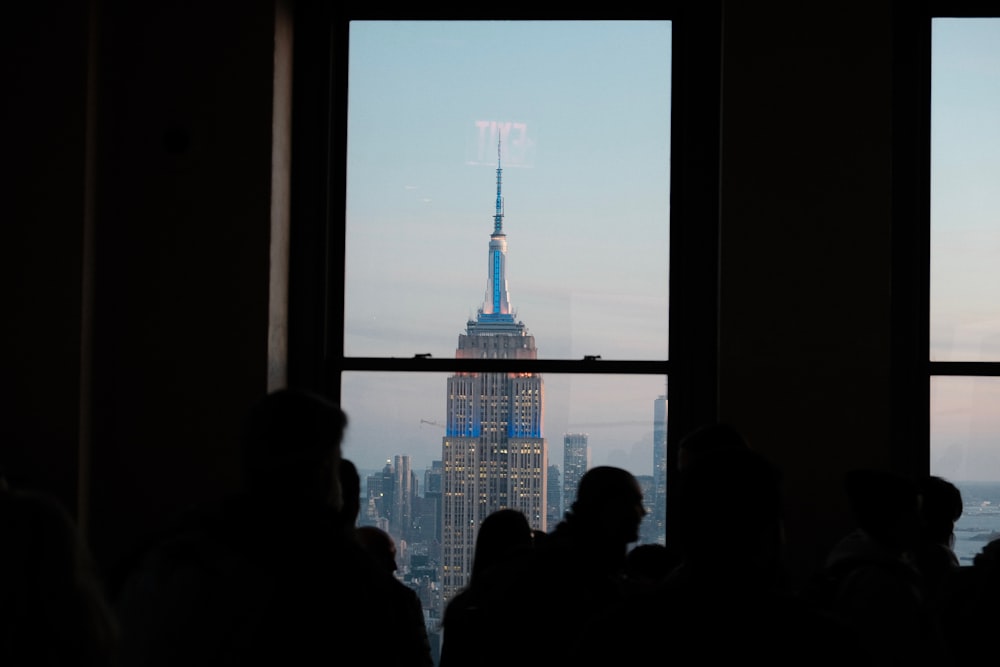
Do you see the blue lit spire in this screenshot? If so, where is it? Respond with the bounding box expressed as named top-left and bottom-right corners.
top-left (479, 135), bottom-right (514, 321)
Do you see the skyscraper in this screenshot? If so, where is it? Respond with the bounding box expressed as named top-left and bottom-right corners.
top-left (562, 433), bottom-right (590, 513)
top-left (423, 460), bottom-right (443, 563)
top-left (365, 457), bottom-right (418, 544)
top-left (652, 394), bottom-right (667, 544)
top-left (636, 474), bottom-right (656, 544)
top-left (546, 463), bottom-right (562, 527)
top-left (439, 139), bottom-right (546, 606)
top-left (391, 454), bottom-right (414, 543)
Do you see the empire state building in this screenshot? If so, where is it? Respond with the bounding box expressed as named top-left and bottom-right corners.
top-left (439, 141), bottom-right (546, 604)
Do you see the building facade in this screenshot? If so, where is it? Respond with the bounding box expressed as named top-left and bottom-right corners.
top-left (439, 140), bottom-right (546, 606)
top-left (562, 433), bottom-right (590, 513)
top-left (652, 394), bottom-right (667, 544)
top-left (546, 463), bottom-right (562, 527)
top-left (391, 454), bottom-right (414, 543)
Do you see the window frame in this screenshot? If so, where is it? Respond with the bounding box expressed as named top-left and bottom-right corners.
top-left (285, 3), bottom-right (724, 543)
top-left (892, 0), bottom-right (1000, 477)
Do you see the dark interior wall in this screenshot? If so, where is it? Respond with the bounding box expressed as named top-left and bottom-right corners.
top-left (3, 2), bottom-right (91, 515)
top-left (0, 0), bottom-right (282, 574)
top-left (86, 0), bottom-right (280, 572)
top-left (718, 0), bottom-right (896, 580)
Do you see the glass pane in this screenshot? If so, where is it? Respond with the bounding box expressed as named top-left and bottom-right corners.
top-left (342, 371), bottom-right (668, 476)
top-left (930, 376), bottom-right (1000, 564)
top-left (345, 21), bottom-right (671, 360)
top-left (931, 18), bottom-right (1000, 361)
top-left (341, 370), bottom-right (668, 616)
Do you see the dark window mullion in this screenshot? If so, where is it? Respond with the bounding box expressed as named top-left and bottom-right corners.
top-left (931, 362), bottom-right (1000, 376)
top-left (339, 357), bottom-right (669, 376)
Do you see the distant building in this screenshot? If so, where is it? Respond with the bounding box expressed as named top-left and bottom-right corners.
top-left (391, 454), bottom-right (414, 542)
top-left (365, 462), bottom-right (393, 526)
top-left (547, 463), bottom-right (562, 527)
top-left (653, 393), bottom-right (667, 544)
top-left (563, 433), bottom-right (590, 512)
top-left (421, 461), bottom-right (443, 562)
top-left (439, 139), bottom-right (546, 609)
top-left (365, 456), bottom-right (419, 546)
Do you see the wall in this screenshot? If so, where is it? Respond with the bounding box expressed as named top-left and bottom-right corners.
top-left (4, 0), bottom-right (282, 578)
top-left (718, 0), bottom-right (897, 579)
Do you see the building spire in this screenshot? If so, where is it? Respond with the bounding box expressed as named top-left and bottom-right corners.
top-left (494, 136), bottom-right (504, 234)
top-left (480, 134), bottom-right (513, 320)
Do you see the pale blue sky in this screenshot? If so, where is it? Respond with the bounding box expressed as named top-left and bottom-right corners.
top-left (342, 21), bottom-right (670, 477)
top-left (338, 19), bottom-right (1000, 483)
top-left (930, 18), bottom-right (1000, 482)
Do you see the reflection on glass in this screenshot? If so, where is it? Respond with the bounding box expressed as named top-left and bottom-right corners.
top-left (345, 21), bottom-right (671, 360)
top-left (931, 19), bottom-right (1000, 361)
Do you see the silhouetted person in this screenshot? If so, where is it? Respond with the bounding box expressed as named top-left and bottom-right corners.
top-left (671, 445), bottom-right (786, 584)
top-left (818, 468), bottom-right (951, 667)
top-left (115, 388), bottom-right (420, 667)
top-left (595, 445), bottom-right (867, 666)
top-left (0, 479), bottom-right (120, 667)
top-left (356, 526), bottom-right (399, 571)
top-left (439, 508), bottom-right (534, 667)
top-left (337, 459), bottom-right (433, 667)
top-left (355, 525), bottom-right (434, 667)
top-left (912, 475), bottom-right (963, 608)
top-left (622, 543), bottom-right (679, 592)
top-left (531, 528), bottom-right (548, 548)
top-left (676, 421), bottom-right (751, 472)
top-left (938, 535), bottom-right (1000, 666)
top-left (465, 508), bottom-right (535, 587)
top-left (338, 458), bottom-right (362, 534)
top-left (489, 466), bottom-right (646, 667)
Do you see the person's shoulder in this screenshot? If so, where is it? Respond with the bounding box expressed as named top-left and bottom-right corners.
top-left (391, 576), bottom-right (422, 603)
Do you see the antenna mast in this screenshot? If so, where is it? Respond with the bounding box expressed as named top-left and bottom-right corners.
top-left (494, 135), bottom-right (504, 234)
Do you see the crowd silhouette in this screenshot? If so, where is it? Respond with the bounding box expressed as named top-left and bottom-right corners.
top-left (112, 387), bottom-right (430, 666)
top-left (0, 477), bottom-right (120, 667)
top-left (5, 397), bottom-right (1000, 667)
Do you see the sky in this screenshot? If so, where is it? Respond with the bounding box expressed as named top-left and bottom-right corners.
top-left (929, 19), bottom-right (1000, 482)
top-left (340, 21), bottom-right (670, 478)
top-left (338, 19), bottom-right (1000, 483)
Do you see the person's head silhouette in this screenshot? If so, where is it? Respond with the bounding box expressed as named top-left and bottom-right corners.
top-left (240, 388), bottom-right (348, 508)
top-left (677, 422), bottom-right (750, 472)
top-left (470, 508), bottom-right (534, 586)
top-left (568, 465), bottom-right (647, 546)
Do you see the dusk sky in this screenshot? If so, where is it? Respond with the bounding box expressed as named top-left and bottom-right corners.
top-left (341, 21), bottom-right (670, 478)
top-left (929, 19), bottom-right (1000, 482)
top-left (338, 19), bottom-right (1000, 482)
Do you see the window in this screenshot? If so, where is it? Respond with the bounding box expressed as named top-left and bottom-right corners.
top-left (926, 9), bottom-right (1000, 563)
top-left (288, 5), bottom-right (722, 638)
top-left (341, 18), bottom-right (670, 474)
